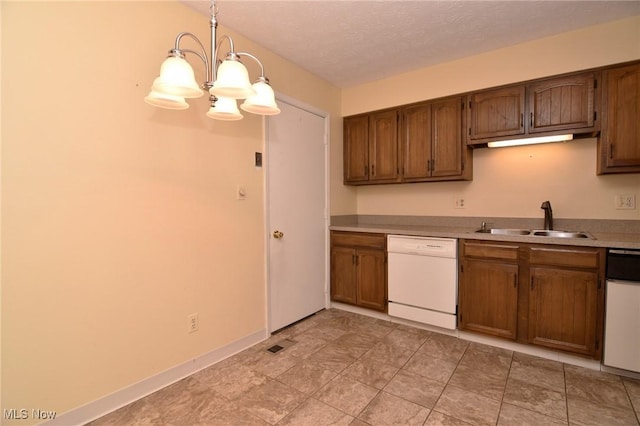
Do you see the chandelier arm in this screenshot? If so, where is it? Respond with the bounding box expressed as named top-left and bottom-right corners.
top-left (213, 34), bottom-right (237, 81)
top-left (174, 32), bottom-right (212, 84)
top-left (236, 52), bottom-right (265, 78)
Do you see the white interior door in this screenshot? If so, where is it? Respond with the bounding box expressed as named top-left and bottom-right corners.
top-left (267, 98), bottom-right (328, 332)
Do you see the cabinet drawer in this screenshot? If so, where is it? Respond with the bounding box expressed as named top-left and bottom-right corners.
top-left (331, 231), bottom-right (386, 249)
top-left (529, 247), bottom-right (601, 269)
top-left (463, 241), bottom-right (519, 261)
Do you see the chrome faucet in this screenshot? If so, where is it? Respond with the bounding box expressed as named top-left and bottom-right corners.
top-left (541, 201), bottom-right (553, 230)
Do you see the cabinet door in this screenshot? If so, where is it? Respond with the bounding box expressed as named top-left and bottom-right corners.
top-left (344, 115), bottom-right (369, 183)
top-left (369, 110), bottom-right (399, 182)
top-left (330, 246), bottom-right (357, 305)
top-left (401, 104), bottom-right (432, 180)
top-left (528, 266), bottom-right (598, 356)
top-left (431, 97), bottom-right (464, 177)
top-left (527, 72), bottom-right (597, 134)
top-left (459, 259), bottom-right (519, 339)
top-left (598, 63), bottom-right (640, 174)
top-left (469, 86), bottom-right (525, 140)
top-left (356, 249), bottom-right (387, 312)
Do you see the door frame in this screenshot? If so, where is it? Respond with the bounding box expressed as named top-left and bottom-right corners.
top-left (264, 93), bottom-right (331, 334)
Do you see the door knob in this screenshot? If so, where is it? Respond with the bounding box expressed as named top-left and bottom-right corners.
top-left (273, 230), bottom-right (284, 239)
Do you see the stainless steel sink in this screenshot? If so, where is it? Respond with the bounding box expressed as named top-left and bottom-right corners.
top-left (475, 228), bottom-right (594, 239)
top-left (531, 230), bottom-right (592, 239)
top-left (476, 228), bottom-right (531, 235)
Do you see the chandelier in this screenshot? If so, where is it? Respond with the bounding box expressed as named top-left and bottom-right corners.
top-left (144, 0), bottom-right (280, 120)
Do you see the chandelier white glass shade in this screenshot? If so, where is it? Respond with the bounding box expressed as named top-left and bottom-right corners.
top-left (206, 96), bottom-right (243, 121)
top-left (154, 55), bottom-right (204, 98)
top-left (210, 54), bottom-right (255, 99)
top-left (144, 0), bottom-right (279, 120)
top-left (241, 77), bottom-right (281, 115)
top-left (144, 78), bottom-right (190, 110)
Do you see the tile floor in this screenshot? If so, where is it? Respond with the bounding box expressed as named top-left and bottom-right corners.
top-left (89, 309), bottom-right (640, 425)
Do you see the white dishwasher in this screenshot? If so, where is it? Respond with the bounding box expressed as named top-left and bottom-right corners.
top-left (387, 235), bottom-right (458, 330)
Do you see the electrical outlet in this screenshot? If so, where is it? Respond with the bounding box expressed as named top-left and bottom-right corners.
top-left (614, 194), bottom-right (636, 210)
top-left (188, 313), bottom-right (199, 333)
top-left (454, 198), bottom-right (466, 209)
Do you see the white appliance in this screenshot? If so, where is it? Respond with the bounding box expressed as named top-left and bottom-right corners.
top-left (604, 249), bottom-right (640, 373)
top-left (387, 235), bottom-right (458, 329)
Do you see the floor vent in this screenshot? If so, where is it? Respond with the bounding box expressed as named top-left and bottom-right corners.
top-left (266, 338), bottom-right (296, 354)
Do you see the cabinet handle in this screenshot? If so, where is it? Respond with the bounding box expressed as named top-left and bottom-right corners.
top-left (427, 160), bottom-right (431, 172)
top-left (371, 164), bottom-right (376, 176)
top-left (610, 144), bottom-right (614, 159)
top-left (352, 254), bottom-right (356, 264)
top-left (364, 165), bottom-right (368, 176)
top-left (530, 277), bottom-right (534, 290)
top-left (520, 113), bottom-right (524, 128)
top-left (530, 112), bottom-right (534, 127)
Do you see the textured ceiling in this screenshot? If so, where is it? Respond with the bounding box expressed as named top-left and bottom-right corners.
top-left (182, 0), bottom-right (640, 88)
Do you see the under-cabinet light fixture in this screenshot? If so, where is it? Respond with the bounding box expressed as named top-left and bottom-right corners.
top-left (144, 0), bottom-right (280, 120)
top-left (487, 134), bottom-right (574, 148)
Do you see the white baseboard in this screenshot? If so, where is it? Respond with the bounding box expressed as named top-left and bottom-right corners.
top-left (42, 329), bottom-right (268, 426)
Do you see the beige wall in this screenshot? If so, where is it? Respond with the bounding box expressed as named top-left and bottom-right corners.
top-left (341, 16), bottom-right (640, 220)
top-left (1, 1), bottom-right (341, 422)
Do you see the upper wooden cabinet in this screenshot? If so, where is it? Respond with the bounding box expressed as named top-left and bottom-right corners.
top-left (468, 86), bottom-right (526, 140)
top-left (343, 115), bottom-right (369, 183)
top-left (343, 110), bottom-right (399, 185)
top-left (343, 60), bottom-right (640, 184)
top-left (401, 96), bottom-right (471, 182)
top-left (527, 73), bottom-right (597, 134)
top-left (468, 71), bottom-right (599, 146)
top-left (598, 62), bottom-right (640, 174)
top-left (344, 96), bottom-right (471, 185)
top-left (369, 110), bottom-right (400, 182)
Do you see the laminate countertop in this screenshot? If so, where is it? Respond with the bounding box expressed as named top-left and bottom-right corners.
top-left (329, 216), bottom-right (640, 250)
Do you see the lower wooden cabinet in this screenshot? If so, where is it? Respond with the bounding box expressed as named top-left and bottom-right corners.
top-left (529, 266), bottom-right (599, 356)
top-left (459, 248), bottom-right (519, 340)
top-left (459, 239), bottom-right (605, 359)
top-left (330, 231), bottom-right (387, 312)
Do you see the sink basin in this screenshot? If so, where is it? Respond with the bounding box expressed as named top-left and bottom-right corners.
top-left (531, 230), bottom-right (592, 239)
top-left (476, 228), bottom-right (531, 236)
top-left (474, 228), bottom-right (594, 239)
